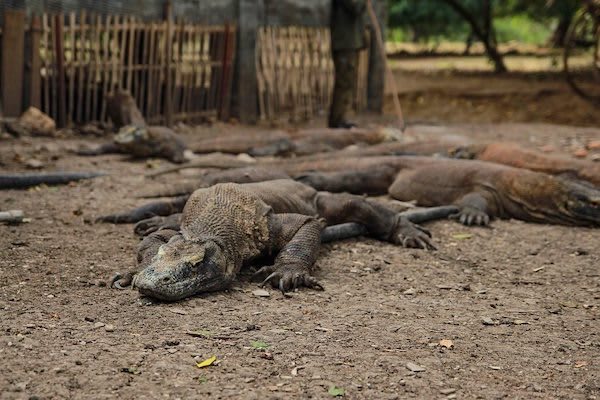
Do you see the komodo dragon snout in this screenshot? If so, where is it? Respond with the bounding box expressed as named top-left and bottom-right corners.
top-left (133, 237), bottom-right (229, 301)
top-left (560, 180), bottom-right (600, 225)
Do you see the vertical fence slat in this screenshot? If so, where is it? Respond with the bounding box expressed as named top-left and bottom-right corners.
top-left (2, 9), bottom-right (26, 117)
top-left (29, 15), bottom-right (42, 110)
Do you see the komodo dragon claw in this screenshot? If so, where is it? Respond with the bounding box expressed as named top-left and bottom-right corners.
top-left (393, 218), bottom-right (437, 250)
top-left (256, 264), bottom-right (323, 293)
top-left (110, 272), bottom-right (135, 289)
top-left (449, 207), bottom-right (490, 226)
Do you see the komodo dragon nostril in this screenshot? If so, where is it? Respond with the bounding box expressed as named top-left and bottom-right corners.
top-left (162, 276), bottom-right (173, 283)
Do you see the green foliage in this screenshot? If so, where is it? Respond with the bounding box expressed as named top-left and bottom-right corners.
top-left (494, 14), bottom-right (553, 44)
top-left (386, 0), bottom-right (583, 44)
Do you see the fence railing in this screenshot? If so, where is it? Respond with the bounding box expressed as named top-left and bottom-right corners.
top-left (256, 26), bottom-right (369, 123)
top-left (1, 9), bottom-right (236, 126)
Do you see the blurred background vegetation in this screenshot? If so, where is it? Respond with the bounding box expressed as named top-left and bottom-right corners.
top-left (387, 0), bottom-right (583, 72)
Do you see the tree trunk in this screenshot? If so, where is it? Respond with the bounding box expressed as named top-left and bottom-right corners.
top-left (550, 14), bottom-right (572, 47)
top-left (442, 0), bottom-right (507, 73)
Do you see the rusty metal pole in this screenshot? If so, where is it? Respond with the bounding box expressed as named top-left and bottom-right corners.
top-left (366, 0), bottom-right (405, 132)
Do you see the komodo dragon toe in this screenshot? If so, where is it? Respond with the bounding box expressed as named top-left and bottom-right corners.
top-left (256, 263), bottom-right (324, 293)
top-left (391, 217), bottom-right (436, 250)
top-left (449, 207), bottom-right (491, 226)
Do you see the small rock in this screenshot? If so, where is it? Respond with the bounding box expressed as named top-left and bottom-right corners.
top-left (406, 362), bottom-right (426, 372)
top-left (539, 145), bottom-right (555, 153)
top-left (587, 140), bottom-right (600, 150)
top-left (25, 159), bottom-right (45, 169)
top-left (104, 324), bottom-right (115, 332)
top-left (513, 319), bottom-right (528, 325)
top-left (84, 316), bottom-right (95, 322)
top-left (440, 388), bottom-right (457, 395)
top-left (572, 148), bottom-right (588, 158)
top-left (16, 107), bottom-right (56, 136)
top-left (169, 308), bottom-right (188, 315)
top-left (482, 317), bottom-right (495, 325)
top-left (93, 322), bottom-right (105, 329)
top-left (260, 351), bottom-right (274, 360)
top-left (402, 287), bottom-right (416, 296)
top-left (591, 154), bottom-right (600, 162)
top-left (252, 289), bottom-right (270, 298)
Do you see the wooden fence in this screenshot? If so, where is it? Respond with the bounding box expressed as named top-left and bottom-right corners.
top-left (256, 26), bottom-right (369, 123)
top-left (1, 10), bottom-right (236, 126)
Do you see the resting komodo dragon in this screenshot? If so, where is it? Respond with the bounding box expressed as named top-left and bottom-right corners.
top-left (100, 180), bottom-right (448, 301)
top-left (153, 137), bottom-right (600, 188)
top-left (77, 125), bottom-right (188, 163)
top-left (296, 157), bottom-right (600, 227)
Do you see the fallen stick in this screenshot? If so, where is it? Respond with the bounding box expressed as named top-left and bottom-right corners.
top-left (0, 210), bottom-right (24, 224)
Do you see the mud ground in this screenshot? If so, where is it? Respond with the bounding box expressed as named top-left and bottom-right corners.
top-left (1, 67), bottom-right (600, 399)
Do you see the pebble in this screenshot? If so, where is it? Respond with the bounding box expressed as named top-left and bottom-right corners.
top-left (406, 362), bottom-right (426, 372)
top-left (440, 388), bottom-right (456, 395)
top-left (482, 317), bottom-right (495, 325)
top-left (402, 288), bottom-right (416, 295)
top-left (572, 148), bottom-right (588, 158)
top-left (252, 289), bottom-right (270, 298)
top-left (104, 324), bottom-right (115, 332)
top-left (93, 322), bottom-right (105, 329)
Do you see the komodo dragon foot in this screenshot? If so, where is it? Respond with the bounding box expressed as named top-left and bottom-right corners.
top-left (392, 217), bottom-right (436, 250)
top-left (110, 271), bottom-right (136, 289)
top-left (449, 206), bottom-right (490, 226)
top-left (254, 263), bottom-right (324, 293)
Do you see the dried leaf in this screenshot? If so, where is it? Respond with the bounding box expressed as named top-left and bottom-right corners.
top-left (328, 386), bottom-right (345, 397)
top-left (452, 233), bottom-right (472, 240)
top-left (574, 361), bottom-right (588, 368)
top-left (439, 339), bottom-right (454, 349)
top-left (251, 340), bottom-right (270, 350)
top-left (196, 355), bottom-right (217, 368)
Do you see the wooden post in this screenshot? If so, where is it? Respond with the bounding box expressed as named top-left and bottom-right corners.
top-left (237, 0), bottom-right (263, 123)
top-left (163, 0), bottom-right (174, 126)
top-left (54, 14), bottom-right (67, 127)
top-left (218, 23), bottom-right (233, 121)
top-left (29, 15), bottom-right (43, 110)
top-left (1, 9), bottom-right (26, 117)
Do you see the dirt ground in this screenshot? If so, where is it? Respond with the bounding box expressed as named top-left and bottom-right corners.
top-left (1, 63), bottom-right (600, 399)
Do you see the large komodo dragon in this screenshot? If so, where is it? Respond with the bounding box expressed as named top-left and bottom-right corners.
top-left (146, 155), bottom-right (600, 227)
top-left (100, 180), bottom-right (452, 301)
top-left (162, 137), bottom-right (600, 187)
top-left (295, 156), bottom-right (600, 227)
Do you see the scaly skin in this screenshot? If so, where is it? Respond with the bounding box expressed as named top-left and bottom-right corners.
top-left (452, 142), bottom-right (600, 187)
top-left (102, 180), bottom-right (439, 300)
top-left (388, 159), bottom-right (600, 227)
top-left (78, 125), bottom-right (188, 163)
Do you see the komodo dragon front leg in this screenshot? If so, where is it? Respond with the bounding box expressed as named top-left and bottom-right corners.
top-left (257, 214), bottom-right (325, 292)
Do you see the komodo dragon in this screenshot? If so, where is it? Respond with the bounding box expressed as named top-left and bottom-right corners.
top-left (188, 127), bottom-right (397, 156)
top-left (100, 180), bottom-right (446, 301)
top-left (77, 125), bottom-right (188, 163)
top-left (293, 157), bottom-right (600, 227)
top-left (285, 139), bottom-right (600, 187)
top-left (149, 154), bottom-right (600, 227)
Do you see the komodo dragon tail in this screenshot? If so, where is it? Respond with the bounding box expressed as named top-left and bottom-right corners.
top-left (320, 205), bottom-right (458, 242)
top-left (145, 153), bottom-right (255, 178)
top-left (0, 171), bottom-right (107, 189)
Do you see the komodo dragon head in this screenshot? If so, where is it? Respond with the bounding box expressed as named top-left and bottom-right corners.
top-left (509, 174), bottom-right (600, 226)
top-left (133, 236), bottom-right (231, 301)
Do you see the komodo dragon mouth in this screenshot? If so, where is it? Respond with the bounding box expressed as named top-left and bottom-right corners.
top-left (114, 125), bottom-right (147, 144)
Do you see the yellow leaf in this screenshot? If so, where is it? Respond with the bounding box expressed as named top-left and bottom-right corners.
top-left (452, 233), bottom-right (472, 240)
top-left (439, 339), bottom-right (454, 349)
top-left (196, 355), bottom-right (217, 368)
